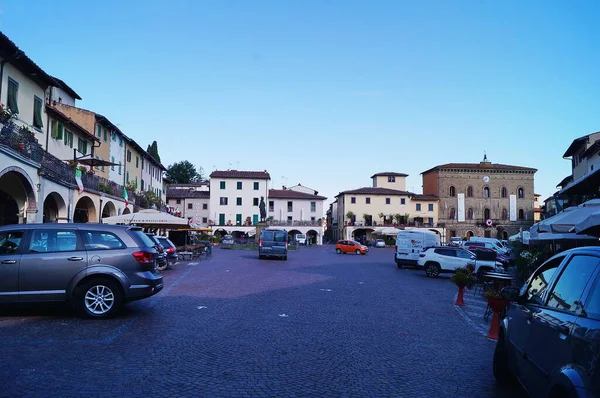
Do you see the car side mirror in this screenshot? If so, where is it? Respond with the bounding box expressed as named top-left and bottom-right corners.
top-left (501, 286), bottom-right (523, 302)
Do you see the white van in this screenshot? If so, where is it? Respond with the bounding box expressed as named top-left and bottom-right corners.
top-left (395, 230), bottom-right (440, 268)
top-left (469, 237), bottom-right (509, 254)
top-left (295, 233), bottom-right (307, 245)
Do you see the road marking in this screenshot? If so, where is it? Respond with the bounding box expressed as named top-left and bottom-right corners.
top-left (358, 282), bottom-right (365, 285)
top-left (278, 314), bottom-right (289, 317)
top-left (320, 288), bottom-right (332, 292)
top-left (197, 306), bottom-right (207, 310)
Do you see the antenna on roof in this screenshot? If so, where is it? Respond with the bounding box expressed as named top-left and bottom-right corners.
top-left (482, 151), bottom-right (490, 164)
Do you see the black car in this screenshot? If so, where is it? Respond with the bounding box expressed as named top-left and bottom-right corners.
top-left (494, 247), bottom-right (600, 397)
top-left (145, 233), bottom-right (168, 271)
top-left (155, 236), bottom-right (177, 267)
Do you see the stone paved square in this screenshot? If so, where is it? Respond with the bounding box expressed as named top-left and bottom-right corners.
top-left (0, 247), bottom-right (526, 397)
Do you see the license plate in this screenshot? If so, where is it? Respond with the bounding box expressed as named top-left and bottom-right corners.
top-left (262, 247), bottom-right (272, 250)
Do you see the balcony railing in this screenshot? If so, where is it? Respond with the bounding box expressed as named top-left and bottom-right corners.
top-left (269, 220), bottom-right (322, 227)
top-left (0, 117), bottom-right (155, 210)
top-left (345, 221), bottom-right (441, 228)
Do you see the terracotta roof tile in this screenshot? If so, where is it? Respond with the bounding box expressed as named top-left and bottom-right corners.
top-left (336, 187), bottom-right (413, 196)
top-left (370, 172), bottom-right (409, 178)
top-left (421, 163), bottom-right (537, 174)
top-left (269, 189), bottom-right (327, 200)
top-left (166, 188), bottom-right (210, 199)
top-left (411, 194), bottom-right (439, 201)
top-left (210, 170), bottom-right (271, 179)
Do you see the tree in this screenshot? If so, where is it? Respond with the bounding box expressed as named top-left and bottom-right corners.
top-left (166, 160), bottom-right (203, 183)
top-left (147, 141), bottom-right (161, 163)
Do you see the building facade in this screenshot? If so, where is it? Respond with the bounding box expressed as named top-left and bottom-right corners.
top-left (166, 184), bottom-right (210, 226)
top-left (557, 132), bottom-right (600, 206)
top-left (208, 170), bottom-right (271, 226)
top-left (333, 172), bottom-right (440, 241)
top-left (422, 157), bottom-right (537, 240)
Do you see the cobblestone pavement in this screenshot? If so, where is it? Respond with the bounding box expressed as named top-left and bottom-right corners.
top-left (453, 286), bottom-right (498, 338)
top-left (0, 246), bottom-right (526, 397)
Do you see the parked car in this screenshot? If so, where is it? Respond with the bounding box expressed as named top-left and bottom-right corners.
top-left (336, 240), bottom-right (369, 255)
top-left (155, 236), bottom-right (177, 268)
top-left (417, 246), bottom-right (501, 277)
top-left (374, 239), bottom-right (386, 248)
top-left (295, 233), bottom-right (307, 245)
top-left (494, 247), bottom-right (600, 397)
top-left (464, 242), bottom-right (511, 265)
top-left (0, 224), bottom-right (163, 318)
top-left (259, 229), bottom-right (288, 260)
top-left (145, 233), bottom-right (168, 271)
top-left (395, 230), bottom-right (440, 268)
top-left (222, 235), bottom-right (234, 246)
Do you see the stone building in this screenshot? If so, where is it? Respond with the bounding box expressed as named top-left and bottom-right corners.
top-left (421, 156), bottom-right (537, 240)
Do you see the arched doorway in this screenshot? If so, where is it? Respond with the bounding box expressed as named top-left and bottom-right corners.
top-left (352, 228), bottom-right (374, 244)
top-left (465, 230), bottom-right (474, 239)
top-left (288, 229), bottom-right (302, 242)
top-left (502, 231), bottom-right (509, 240)
top-left (306, 229), bottom-right (319, 245)
top-left (102, 201), bottom-right (117, 219)
top-left (0, 167), bottom-right (37, 225)
top-left (73, 196), bottom-right (97, 223)
top-left (122, 207), bottom-right (131, 215)
top-left (43, 192), bottom-right (67, 223)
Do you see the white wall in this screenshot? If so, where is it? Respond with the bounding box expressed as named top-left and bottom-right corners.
top-left (50, 86), bottom-right (76, 107)
top-left (141, 156), bottom-right (163, 197)
top-left (167, 197), bottom-right (210, 226)
top-left (46, 115), bottom-right (95, 161)
top-left (209, 177), bottom-right (269, 225)
top-left (268, 198), bottom-right (324, 222)
top-left (1, 61), bottom-right (48, 144)
top-left (108, 131), bottom-right (126, 185)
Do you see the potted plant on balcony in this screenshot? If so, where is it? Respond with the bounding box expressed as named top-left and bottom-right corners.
top-left (346, 211), bottom-right (355, 226)
top-left (484, 288), bottom-right (509, 340)
top-left (68, 160), bottom-right (78, 169)
top-left (450, 267), bottom-right (475, 306)
top-left (0, 103), bottom-right (14, 121)
top-left (394, 213), bottom-right (402, 226)
top-left (378, 212), bottom-right (385, 225)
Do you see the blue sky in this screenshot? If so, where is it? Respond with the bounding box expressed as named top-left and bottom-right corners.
top-left (2, 0), bottom-right (599, 208)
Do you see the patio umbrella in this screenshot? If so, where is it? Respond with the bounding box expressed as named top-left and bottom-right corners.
top-left (373, 227), bottom-right (401, 235)
top-left (530, 199), bottom-right (600, 236)
top-left (573, 210), bottom-right (600, 237)
top-left (102, 209), bottom-right (190, 229)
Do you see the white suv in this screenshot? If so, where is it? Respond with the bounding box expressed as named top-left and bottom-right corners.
top-left (418, 246), bottom-right (498, 277)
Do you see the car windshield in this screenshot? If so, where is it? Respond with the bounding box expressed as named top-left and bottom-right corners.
top-left (262, 231), bottom-right (287, 242)
top-left (352, 241), bottom-right (362, 245)
top-left (376, 239), bottom-right (384, 242)
top-left (129, 229), bottom-right (156, 248)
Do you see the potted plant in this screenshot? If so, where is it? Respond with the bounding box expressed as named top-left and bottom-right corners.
top-left (484, 288), bottom-right (509, 340)
top-left (68, 160), bottom-right (78, 169)
top-left (346, 211), bottom-right (355, 226)
top-left (450, 267), bottom-right (475, 306)
top-left (378, 212), bottom-right (385, 225)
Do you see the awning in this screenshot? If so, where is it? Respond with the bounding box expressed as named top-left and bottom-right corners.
top-left (372, 227), bottom-right (401, 235)
top-left (558, 168), bottom-right (600, 196)
top-left (530, 199), bottom-right (600, 234)
top-left (573, 210), bottom-right (600, 237)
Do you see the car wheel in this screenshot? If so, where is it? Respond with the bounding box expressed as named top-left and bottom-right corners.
top-left (396, 262), bottom-right (403, 269)
top-left (157, 260), bottom-right (168, 272)
top-left (336, 248), bottom-right (342, 254)
top-left (425, 263), bottom-right (441, 278)
top-left (78, 278), bottom-right (123, 319)
top-left (493, 334), bottom-right (515, 385)
top-left (283, 256), bottom-right (288, 261)
top-left (355, 249), bottom-right (361, 255)
top-left (259, 254), bottom-right (264, 260)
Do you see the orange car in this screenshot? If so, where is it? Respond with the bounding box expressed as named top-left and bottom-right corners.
top-left (335, 240), bottom-right (369, 255)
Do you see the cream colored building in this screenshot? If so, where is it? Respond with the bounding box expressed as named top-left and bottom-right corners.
top-left (334, 172), bottom-right (440, 241)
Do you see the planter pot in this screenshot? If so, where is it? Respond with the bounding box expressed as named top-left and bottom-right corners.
top-left (486, 297), bottom-right (509, 340)
top-left (454, 285), bottom-right (466, 306)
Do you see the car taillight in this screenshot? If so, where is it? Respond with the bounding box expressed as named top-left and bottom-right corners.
top-left (286, 241), bottom-right (288, 249)
top-left (259, 239), bottom-right (262, 248)
top-left (419, 253), bottom-right (426, 257)
top-left (133, 251), bottom-right (155, 270)
top-left (166, 247), bottom-right (175, 254)
top-left (394, 245), bottom-right (397, 251)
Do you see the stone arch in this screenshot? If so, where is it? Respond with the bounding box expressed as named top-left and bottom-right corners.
top-left (73, 196), bottom-right (97, 223)
top-left (122, 207), bottom-right (131, 215)
top-left (500, 186), bottom-right (508, 198)
top-left (467, 207), bottom-right (474, 220)
top-left (465, 230), bottom-right (474, 239)
top-left (466, 186), bottom-right (473, 198)
top-left (518, 208), bottom-right (525, 220)
top-left (449, 207), bottom-right (456, 220)
top-left (306, 229), bottom-right (319, 244)
top-left (502, 231), bottom-right (509, 240)
top-left (484, 208), bottom-right (491, 220)
top-left (101, 201), bottom-right (117, 219)
top-left (517, 187), bottom-right (525, 199)
top-left (501, 208), bottom-right (508, 220)
top-left (43, 192), bottom-right (67, 223)
top-left (0, 166), bottom-right (37, 225)
top-left (213, 228), bottom-right (228, 238)
top-left (288, 229), bottom-right (302, 241)
top-left (483, 186), bottom-right (490, 198)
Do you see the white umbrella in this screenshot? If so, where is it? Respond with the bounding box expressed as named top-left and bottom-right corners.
top-left (573, 209), bottom-right (600, 237)
top-left (373, 227), bottom-right (401, 236)
top-left (102, 209), bottom-right (189, 228)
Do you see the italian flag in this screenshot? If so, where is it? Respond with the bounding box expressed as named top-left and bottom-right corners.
top-left (123, 188), bottom-right (129, 206)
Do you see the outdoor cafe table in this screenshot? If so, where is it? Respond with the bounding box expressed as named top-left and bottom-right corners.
top-left (483, 272), bottom-right (516, 289)
top-left (482, 272), bottom-right (516, 340)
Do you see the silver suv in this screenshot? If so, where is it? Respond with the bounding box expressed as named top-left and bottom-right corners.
top-left (0, 223), bottom-right (163, 318)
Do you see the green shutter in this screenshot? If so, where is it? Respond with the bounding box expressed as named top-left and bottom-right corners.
top-left (57, 123), bottom-right (64, 140)
top-left (111, 156), bottom-right (115, 171)
top-left (33, 97), bottom-right (43, 128)
top-left (69, 132), bottom-right (73, 148)
top-left (97, 125), bottom-right (101, 137)
top-left (236, 214), bottom-right (242, 225)
top-left (95, 156), bottom-right (100, 170)
top-left (51, 120), bottom-right (58, 138)
top-left (83, 141), bottom-right (88, 155)
top-left (103, 130), bottom-right (107, 141)
top-left (118, 162), bottom-right (122, 175)
top-left (126, 171), bottom-right (129, 183)
top-left (64, 129), bottom-right (69, 145)
top-left (7, 79), bottom-right (18, 113)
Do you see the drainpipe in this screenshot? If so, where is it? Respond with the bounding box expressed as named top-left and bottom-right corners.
top-left (44, 86), bottom-right (52, 152)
